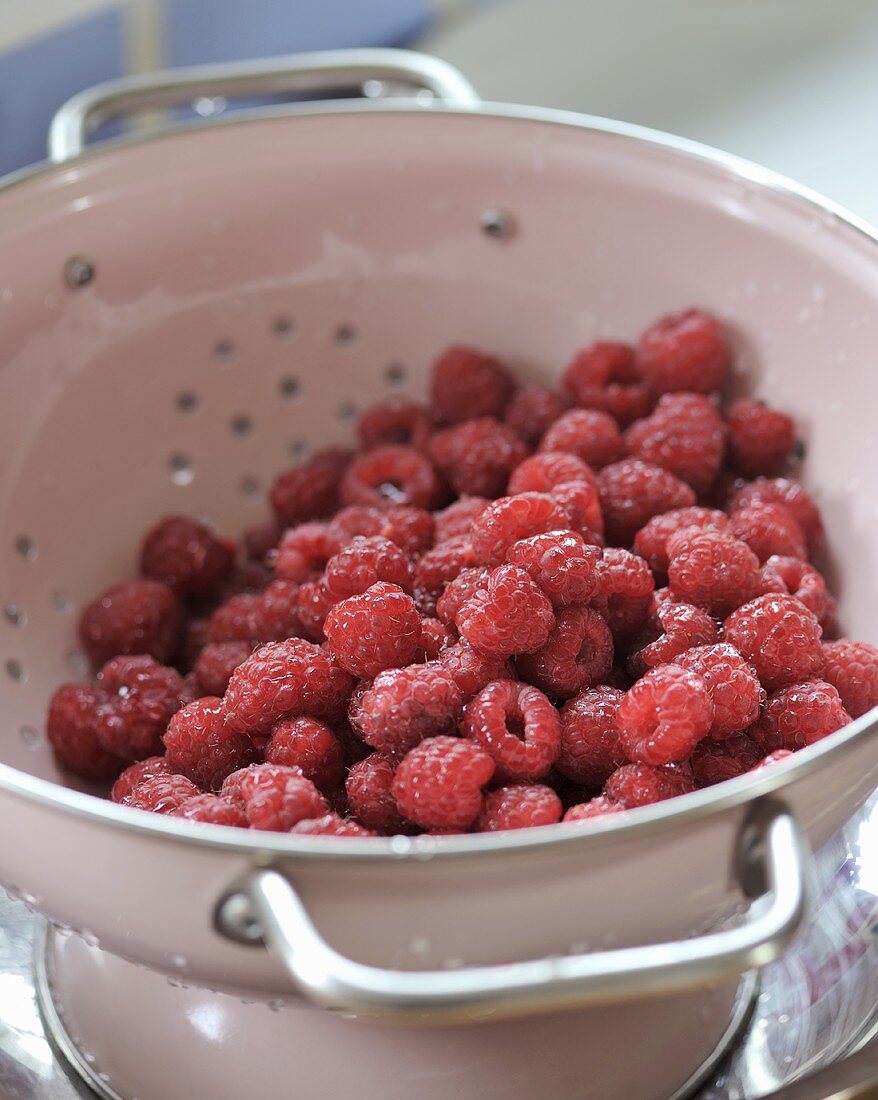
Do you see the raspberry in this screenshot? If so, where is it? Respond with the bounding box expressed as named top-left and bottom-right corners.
top-left (412, 537), bottom-right (476, 615)
top-left (463, 680), bottom-right (560, 781)
top-left (350, 663), bottom-right (462, 753)
top-left (563, 342), bottom-right (652, 426)
top-left (206, 593), bottom-right (260, 643)
top-left (750, 681), bottom-right (851, 753)
top-left (224, 639), bottom-right (355, 735)
top-left (324, 536), bottom-right (413, 599)
top-left (517, 605), bottom-right (613, 698)
top-left (340, 445), bottom-right (441, 510)
top-left (550, 480), bottom-right (604, 537)
top-left (690, 734), bottom-right (762, 787)
top-left (674, 643), bottom-right (763, 737)
top-left (598, 459), bottom-right (695, 546)
top-left (507, 452), bottom-right (597, 496)
top-left (223, 764), bottom-right (328, 831)
top-left (290, 814), bottom-right (374, 837)
top-left (667, 530), bottom-right (761, 615)
top-left (173, 794), bottom-right (248, 827)
top-left (418, 617), bottom-right (456, 660)
top-left (471, 493), bottom-right (569, 567)
top-left (604, 762), bottom-right (696, 807)
top-left (290, 580), bottom-right (334, 642)
top-left (140, 515), bottom-right (233, 595)
top-left (222, 761), bottom-right (301, 802)
top-left (456, 565), bottom-right (554, 658)
top-left (46, 684), bottom-right (120, 781)
top-left (345, 753), bottom-right (407, 832)
top-left (760, 556), bottom-right (835, 631)
top-left (632, 507), bottom-right (729, 579)
top-left (724, 594), bottom-right (824, 690)
top-left (110, 756), bottom-right (173, 803)
top-left (163, 697), bottom-right (255, 789)
top-left (594, 548), bottom-right (655, 639)
top-left (436, 567), bottom-right (490, 625)
top-left (507, 531), bottom-right (600, 607)
top-left (243, 520), bottom-right (282, 562)
top-left (79, 579), bottom-right (182, 666)
top-left (194, 641), bottom-right (253, 696)
top-left (728, 504), bottom-right (807, 563)
top-left (624, 393), bottom-right (726, 495)
top-left (392, 736), bottom-right (494, 829)
top-left (433, 497), bottom-right (490, 543)
top-left (728, 478), bottom-right (824, 557)
top-left (539, 408), bottom-right (625, 469)
top-left (438, 641), bottom-right (513, 701)
top-left (556, 685), bottom-right (626, 787)
top-left (379, 506), bottom-right (435, 557)
top-left (617, 664), bottom-right (713, 764)
top-left (273, 523), bottom-right (340, 583)
top-left (252, 579), bottom-right (305, 642)
top-left (324, 582), bottom-right (421, 677)
top-left (821, 640), bottom-right (878, 718)
top-left (428, 418), bottom-right (528, 498)
top-left (754, 749), bottom-right (795, 770)
top-left (123, 773), bottom-right (199, 813)
top-left (726, 399), bottom-right (796, 477)
top-left (357, 400), bottom-right (432, 451)
top-left (476, 784), bottom-right (562, 831)
top-left (265, 716), bottom-right (344, 791)
top-left (563, 796), bottom-right (625, 821)
top-left (636, 309), bottom-right (729, 394)
top-left (178, 618), bottom-right (209, 674)
top-left (429, 345), bottom-right (515, 424)
top-left (504, 387), bottom-right (569, 445)
top-left (96, 655), bottom-right (191, 760)
top-left (627, 602), bottom-right (718, 676)
top-left (270, 447), bottom-right (352, 526)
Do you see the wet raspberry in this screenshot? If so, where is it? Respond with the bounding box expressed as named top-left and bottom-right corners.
top-left (177, 618), bottom-right (209, 674)
top-left (79, 579), bottom-right (182, 666)
top-left (243, 520), bottom-right (282, 563)
top-left (326, 504), bottom-right (434, 557)
top-left (563, 796), bottom-right (625, 821)
top-left (430, 345), bottom-right (515, 424)
top-left (418, 617), bottom-right (456, 660)
top-left (96, 655), bottom-right (192, 760)
top-left (517, 605), bottom-right (613, 698)
top-left (760, 556), bottom-right (835, 632)
top-left (604, 762), bottom-right (696, 807)
top-left (724, 594), bottom-right (824, 690)
top-left (470, 493), bottom-right (570, 567)
top-left (254, 579), bottom-right (307, 642)
top-left (507, 451), bottom-right (597, 496)
top-left (507, 531), bottom-right (600, 608)
top-left (618, 664), bottom-right (713, 764)
top-left (728, 504), bottom-right (807, 563)
top-left (392, 735), bottom-right (494, 829)
top-left (750, 681), bottom-right (851, 753)
top-left (172, 794), bottom-right (248, 827)
top-left (429, 418), bottom-right (528, 498)
top-left (463, 680), bottom-right (560, 781)
top-left (674, 643), bottom-right (764, 738)
top-left (140, 515), bottom-right (234, 596)
top-left (222, 761), bottom-right (300, 801)
top-left (632, 507), bottom-right (729, 580)
top-left (194, 641), bottom-right (254, 696)
top-left (438, 641), bottom-right (514, 702)
top-left (563, 342), bottom-right (652, 426)
top-left (345, 753), bottom-right (407, 832)
top-left (270, 447), bottom-right (353, 526)
top-left (726, 399), bottom-right (796, 478)
top-left (46, 684), bottom-right (120, 781)
top-left (324, 582), bottom-right (421, 677)
top-left (290, 814), bottom-right (374, 836)
top-left (290, 579), bottom-right (334, 642)
top-left (163, 697), bottom-right (255, 790)
top-left (540, 408), bottom-right (625, 469)
top-left (265, 716), bottom-right (344, 791)
top-left (476, 784), bottom-right (562, 831)
top-left (821, 640), bottom-right (878, 718)
top-left (667, 530), bottom-right (761, 615)
top-left (556, 685), bottom-right (626, 787)
top-left (594, 548), bottom-right (655, 639)
top-left (412, 537), bottom-right (476, 615)
top-left (504, 387), bottom-right (569, 446)
top-left (324, 536), bottom-right (413, 599)
top-left (627, 602), bottom-right (718, 676)
top-left (433, 497), bottom-right (490, 543)
top-left (340, 445), bottom-right (442, 510)
top-left (273, 523), bottom-right (340, 583)
top-left (456, 565), bottom-right (555, 658)
top-left (690, 734), bottom-right (762, 787)
top-left (728, 478), bottom-right (825, 557)
top-left (598, 459), bottom-right (696, 546)
top-left (223, 764), bottom-right (328, 831)
top-left (625, 393), bottom-right (726, 495)
top-left (636, 309), bottom-right (729, 394)
top-left (110, 756), bottom-right (173, 803)
top-left (550, 480), bottom-right (604, 537)
top-left (206, 593), bottom-right (260, 643)
top-left (350, 663), bottom-right (463, 754)
top-left (123, 773), bottom-right (199, 813)
top-left (224, 639), bottom-right (355, 735)
top-left (357, 400), bottom-right (432, 451)
top-left (436, 567), bottom-right (490, 625)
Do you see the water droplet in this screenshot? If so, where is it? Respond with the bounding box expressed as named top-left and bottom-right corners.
top-left (442, 956), bottom-right (464, 970)
top-left (796, 306), bottom-right (812, 324)
top-left (778, 1012), bottom-right (789, 1024)
top-left (98, 1072), bottom-right (110, 1083)
top-left (811, 284), bottom-right (826, 304)
top-left (84, 1052), bottom-right (96, 1064)
top-left (1, 288), bottom-right (12, 305)
top-left (568, 940), bottom-right (590, 955)
top-left (389, 835), bottom-right (412, 855)
top-left (409, 936), bottom-right (431, 956)
top-left (171, 953), bottom-right (187, 968)
top-left (81, 930), bottom-right (100, 948)
top-left (268, 998), bottom-right (285, 1013)
top-left (167, 977), bottom-right (189, 989)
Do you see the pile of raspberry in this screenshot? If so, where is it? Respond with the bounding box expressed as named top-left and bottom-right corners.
top-left (46, 308), bottom-right (878, 835)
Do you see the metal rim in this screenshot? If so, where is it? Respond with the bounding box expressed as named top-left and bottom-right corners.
top-left (1, 99), bottom-right (877, 861)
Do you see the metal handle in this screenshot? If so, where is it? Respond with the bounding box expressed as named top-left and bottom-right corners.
top-left (215, 804), bottom-right (809, 1023)
top-left (48, 47), bottom-right (480, 163)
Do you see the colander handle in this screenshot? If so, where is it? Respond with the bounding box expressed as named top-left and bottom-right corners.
top-left (214, 802), bottom-right (809, 1022)
top-left (48, 48), bottom-right (480, 163)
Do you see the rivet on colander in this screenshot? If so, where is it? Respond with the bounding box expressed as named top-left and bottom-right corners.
top-left (479, 208), bottom-right (515, 240)
top-left (63, 256), bottom-right (95, 288)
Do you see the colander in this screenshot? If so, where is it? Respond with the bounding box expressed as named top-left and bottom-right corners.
top-left (1, 47), bottom-right (877, 1100)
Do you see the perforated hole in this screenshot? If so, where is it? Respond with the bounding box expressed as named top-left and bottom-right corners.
top-left (176, 391), bottom-right (199, 413)
top-left (240, 475), bottom-right (261, 497)
top-left (279, 376), bottom-right (301, 400)
top-left (385, 362), bottom-right (406, 387)
top-left (230, 414), bottom-right (253, 437)
top-left (51, 590), bottom-right (73, 614)
top-left (6, 659), bottom-right (24, 682)
top-left (334, 323), bottom-right (356, 346)
top-left (15, 536), bottom-right (36, 561)
top-left (169, 454), bottom-right (194, 485)
top-left (4, 604), bottom-right (24, 627)
top-left (336, 400), bottom-right (357, 422)
top-left (214, 339), bottom-right (237, 364)
top-left (272, 316), bottom-right (294, 339)
top-left (19, 726), bottom-right (40, 748)
top-left (289, 440), bottom-right (309, 459)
